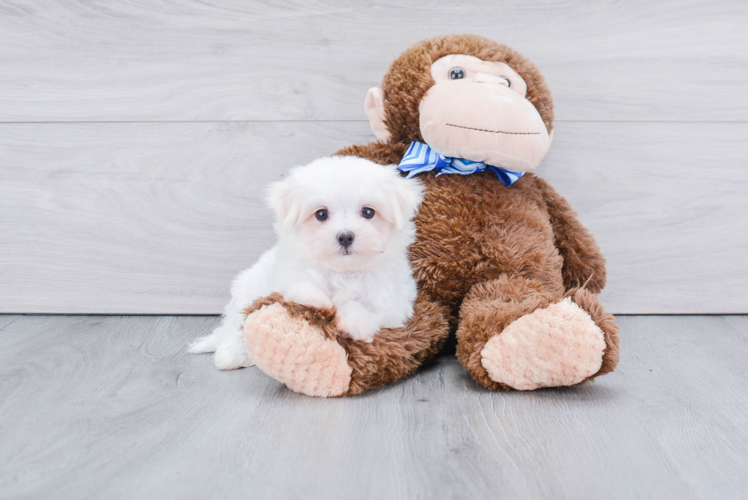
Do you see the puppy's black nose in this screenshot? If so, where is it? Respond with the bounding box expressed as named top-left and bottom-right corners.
top-left (337, 231), bottom-right (355, 248)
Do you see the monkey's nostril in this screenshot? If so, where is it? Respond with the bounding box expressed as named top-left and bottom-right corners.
top-left (337, 231), bottom-right (355, 248)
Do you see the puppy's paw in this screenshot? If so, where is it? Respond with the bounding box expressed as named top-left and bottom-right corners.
top-left (338, 324), bottom-right (377, 342)
top-left (336, 302), bottom-right (380, 342)
top-left (283, 283), bottom-right (334, 310)
top-left (213, 337), bottom-right (253, 370)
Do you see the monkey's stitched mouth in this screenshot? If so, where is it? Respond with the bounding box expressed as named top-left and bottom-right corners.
top-left (446, 123), bottom-right (540, 135)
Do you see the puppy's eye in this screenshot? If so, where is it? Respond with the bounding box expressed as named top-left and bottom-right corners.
top-left (315, 209), bottom-right (329, 221)
top-left (361, 207), bottom-right (375, 219)
top-left (449, 67), bottom-right (465, 80)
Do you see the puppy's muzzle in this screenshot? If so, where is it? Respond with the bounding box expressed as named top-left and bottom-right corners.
top-left (337, 231), bottom-right (355, 252)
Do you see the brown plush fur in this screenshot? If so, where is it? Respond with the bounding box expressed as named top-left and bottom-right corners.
top-left (335, 34), bottom-right (617, 391)
top-left (455, 276), bottom-right (559, 391)
top-left (244, 293), bottom-right (340, 341)
top-left (339, 296), bottom-right (450, 395)
top-left (566, 288), bottom-right (620, 378)
top-left (250, 34), bottom-right (618, 394)
top-left (454, 279), bottom-right (620, 390)
top-left (245, 292), bottom-right (450, 396)
top-left (371, 34), bottom-right (555, 146)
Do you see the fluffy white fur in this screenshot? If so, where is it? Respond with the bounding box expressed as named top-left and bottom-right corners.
top-left (188, 156), bottom-right (424, 370)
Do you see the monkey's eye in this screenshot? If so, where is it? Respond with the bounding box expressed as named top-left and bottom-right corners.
top-left (315, 209), bottom-right (329, 221)
top-left (499, 76), bottom-right (511, 87)
top-left (361, 207), bottom-right (375, 219)
top-left (449, 67), bottom-right (465, 80)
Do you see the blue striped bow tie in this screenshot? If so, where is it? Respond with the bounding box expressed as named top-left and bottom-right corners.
top-left (398, 141), bottom-right (525, 186)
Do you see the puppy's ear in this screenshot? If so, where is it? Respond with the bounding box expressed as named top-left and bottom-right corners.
top-left (266, 177), bottom-right (300, 231)
top-left (389, 175), bottom-right (424, 230)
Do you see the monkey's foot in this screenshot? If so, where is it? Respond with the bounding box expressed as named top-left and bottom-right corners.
top-left (480, 297), bottom-right (606, 390)
top-left (244, 303), bottom-right (352, 397)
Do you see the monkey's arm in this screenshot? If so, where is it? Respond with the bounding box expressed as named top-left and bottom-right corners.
top-left (533, 176), bottom-right (607, 293)
top-left (244, 292), bottom-right (450, 397)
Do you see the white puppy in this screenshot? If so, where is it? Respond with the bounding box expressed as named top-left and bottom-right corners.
top-left (189, 156), bottom-right (424, 370)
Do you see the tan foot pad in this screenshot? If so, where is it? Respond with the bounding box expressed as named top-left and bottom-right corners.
top-left (481, 298), bottom-right (605, 390)
top-left (244, 303), bottom-right (352, 397)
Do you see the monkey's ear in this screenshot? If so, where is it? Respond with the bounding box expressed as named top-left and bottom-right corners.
top-left (365, 88), bottom-right (391, 142)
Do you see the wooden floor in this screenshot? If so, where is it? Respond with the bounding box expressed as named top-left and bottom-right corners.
top-left (1, 314), bottom-right (746, 499)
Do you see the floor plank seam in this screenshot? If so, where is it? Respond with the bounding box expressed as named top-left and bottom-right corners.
top-left (0, 317), bottom-right (20, 333)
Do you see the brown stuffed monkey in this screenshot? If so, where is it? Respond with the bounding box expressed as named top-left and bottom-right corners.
top-left (244, 34), bottom-right (620, 397)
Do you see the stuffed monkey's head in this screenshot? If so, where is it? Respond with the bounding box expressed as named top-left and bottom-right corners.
top-left (365, 35), bottom-right (554, 172)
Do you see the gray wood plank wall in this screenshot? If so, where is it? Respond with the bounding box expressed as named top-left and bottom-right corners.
top-left (1, 0), bottom-right (747, 314)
